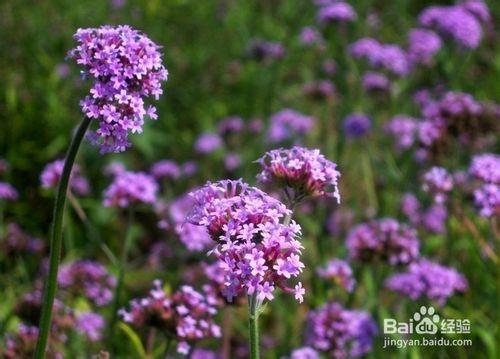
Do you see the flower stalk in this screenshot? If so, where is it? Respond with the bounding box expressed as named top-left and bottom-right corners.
top-left (248, 293), bottom-right (260, 359)
top-left (35, 116), bottom-right (91, 359)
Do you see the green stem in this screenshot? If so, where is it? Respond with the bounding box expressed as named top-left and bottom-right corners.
top-left (248, 293), bottom-right (260, 359)
top-left (34, 117), bottom-right (91, 359)
top-left (109, 208), bottom-right (135, 343)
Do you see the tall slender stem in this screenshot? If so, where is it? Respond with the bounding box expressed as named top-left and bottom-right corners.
top-left (248, 293), bottom-right (260, 359)
top-left (35, 117), bottom-right (91, 359)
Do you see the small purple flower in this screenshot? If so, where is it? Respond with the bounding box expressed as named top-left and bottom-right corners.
top-left (317, 2), bottom-right (357, 23)
top-left (188, 179), bottom-right (304, 303)
top-left (150, 159), bottom-right (181, 180)
top-left (317, 259), bottom-right (356, 292)
top-left (362, 71), bottom-right (390, 92)
top-left (305, 302), bottom-right (377, 358)
top-left (385, 258), bottom-right (467, 305)
top-left (247, 39), bottom-right (285, 62)
top-left (75, 312), bottom-right (105, 341)
top-left (267, 109), bottom-right (314, 144)
top-left (224, 153), bottom-right (242, 171)
top-left (326, 209), bottom-right (354, 236)
top-left (103, 170), bottom-right (158, 207)
top-left (469, 153), bottom-right (500, 184)
top-left (407, 28), bottom-right (442, 65)
top-left (322, 59), bottom-right (337, 75)
top-left (194, 133), bottom-right (223, 154)
top-left (302, 80), bottom-right (335, 100)
top-left (343, 113), bottom-right (371, 139)
top-left (473, 183), bottom-right (500, 218)
top-left (290, 347), bottom-right (320, 359)
top-left (400, 193), bottom-right (421, 225)
top-left (461, 0), bottom-right (491, 23)
top-left (421, 204), bottom-right (448, 233)
top-left (257, 146), bottom-right (341, 202)
top-left (217, 116), bottom-right (244, 136)
top-left (0, 223), bottom-right (44, 255)
top-left (181, 161), bottom-right (198, 177)
top-left (58, 260), bottom-right (116, 306)
top-left (0, 182), bottom-right (18, 201)
top-left (119, 281), bottom-right (221, 355)
top-left (40, 159), bottom-right (90, 196)
top-left (104, 162), bottom-right (126, 177)
top-left (422, 166), bottom-right (454, 204)
top-left (299, 27), bottom-right (323, 45)
top-left (69, 25), bottom-right (168, 153)
top-left (385, 115), bottom-right (418, 150)
top-left (347, 218), bottom-right (419, 265)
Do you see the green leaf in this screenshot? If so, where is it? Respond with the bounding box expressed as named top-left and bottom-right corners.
top-left (118, 322), bottom-right (146, 358)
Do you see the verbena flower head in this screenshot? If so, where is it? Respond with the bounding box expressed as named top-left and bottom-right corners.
top-left (194, 133), bottom-right (223, 154)
top-left (40, 159), bottom-right (90, 196)
top-left (343, 113), bottom-right (371, 139)
top-left (305, 302), bottom-right (377, 358)
top-left (188, 179), bottom-right (305, 303)
top-left (461, 0), bottom-right (491, 23)
top-left (58, 260), bottom-right (116, 306)
top-left (347, 218), bottom-right (419, 265)
top-left (317, 2), bottom-right (357, 23)
top-left (0, 158), bottom-right (9, 175)
top-left (419, 5), bottom-right (483, 48)
top-left (3, 324), bottom-right (41, 359)
top-left (217, 116), bottom-right (244, 136)
top-left (150, 159), bottom-right (181, 180)
top-left (407, 28), bottom-right (442, 65)
top-left (257, 147), bottom-right (341, 203)
top-left (0, 223), bottom-right (44, 256)
top-left (75, 312), bottom-right (105, 342)
top-left (473, 183), bottom-right (499, 218)
top-left (384, 115), bottom-right (418, 150)
top-left (421, 204), bottom-right (448, 233)
top-left (317, 259), bottom-right (356, 292)
top-left (68, 25), bottom-right (168, 153)
top-left (362, 71), bottom-right (390, 92)
top-left (299, 27), bottom-right (323, 45)
top-left (119, 281), bottom-right (221, 355)
top-left (400, 193), bottom-right (421, 225)
top-left (0, 182), bottom-right (18, 201)
top-left (469, 153), bottom-right (500, 184)
top-left (349, 38), bottom-right (410, 76)
top-left (267, 109), bottom-right (314, 144)
top-left (385, 258), bottom-right (468, 305)
top-left (422, 166), bottom-right (453, 204)
top-left (103, 170), bottom-right (158, 207)
top-left (224, 153), bottom-right (242, 172)
top-left (290, 347), bottom-right (320, 359)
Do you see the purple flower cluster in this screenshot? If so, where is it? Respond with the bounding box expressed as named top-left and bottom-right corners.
top-left (75, 312), bottom-right (105, 341)
top-left (299, 27), bottom-right (323, 46)
top-left (0, 223), bottom-right (44, 256)
top-left (188, 179), bottom-right (305, 303)
top-left (119, 280), bottom-right (221, 355)
top-left (400, 194), bottom-right (448, 234)
top-left (58, 260), bottom-right (116, 306)
top-left (385, 259), bottom-right (468, 305)
top-left (257, 147), bottom-right (341, 202)
top-left (362, 71), bottom-right (390, 92)
top-left (317, 2), bottom-right (357, 23)
top-left (168, 191), bottom-right (213, 252)
top-left (103, 170), bottom-right (158, 207)
top-left (407, 28), bottom-right (442, 65)
top-left (217, 116), bottom-right (245, 136)
top-left (384, 115), bottom-right (418, 150)
top-left (349, 38), bottom-right (410, 76)
top-left (40, 159), bottom-right (90, 196)
top-left (247, 39), bottom-right (285, 62)
top-left (194, 133), bottom-right (223, 154)
top-left (343, 113), bottom-right (371, 139)
top-left (317, 259), bottom-right (356, 292)
top-left (68, 25), bottom-right (168, 153)
top-left (305, 302), bottom-right (377, 358)
top-left (422, 166), bottom-right (454, 204)
top-left (302, 80), bottom-right (335, 100)
top-left (347, 218), bottom-right (419, 265)
top-left (469, 153), bottom-right (500, 217)
top-left (3, 325), bottom-right (44, 359)
top-left (150, 159), bottom-right (181, 180)
top-left (0, 182), bottom-right (18, 201)
top-left (290, 347), bottom-right (319, 359)
top-left (418, 2), bottom-right (488, 48)
top-left (267, 109), bottom-right (314, 144)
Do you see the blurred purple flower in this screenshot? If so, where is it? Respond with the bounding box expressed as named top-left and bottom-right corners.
top-left (194, 133), bottom-right (223, 154)
top-left (181, 161), bottom-right (199, 177)
top-left (257, 146), bottom-right (341, 202)
top-left (347, 218), bottom-right (419, 265)
top-left (386, 258), bottom-right (467, 305)
top-left (103, 171), bottom-right (158, 207)
top-left (224, 153), bottom-right (242, 171)
top-left (69, 25), bottom-right (168, 153)
top-left (0, 223), bottom-right (44, 255)
top-left (362, 71), bottom-right (390, 92)
top-left (217, 116), bottom-right (244, 136)
top-left (247, 39), bottom-right (285, 62)
top-left (322, 59), bottom-right (337, 75)
top-left (299, 27), bottom-right (323, 45)
top-left (385, 115), bottom-right (418, 150)
top-left (400, 193), bottom-right (421, 225)
top-left (469, 153), bottom-right (500, 184)
top-left (40, 159), bottom-right (90, 196)
top-left (290, 347), bottom-right (320, 359)
top-left (75, 312), bottom-right (105, 341)
top-left (150, 159), bottom-right (181, 180)
top-left (0, 182), bottom-right (18, 201)
top-left (302, 80), bottom-right (335, 100)
top-left (473, 183), bottom-right (499, 218)
top-left (317, 259), bottom-right (356, 292)
top-left (317, 2), bottom-right (357, 23)
top-left (421, 204), bottom-right (448, 233)
top-left (422, 166), bottom-right (453, 204)
top-left (407, 28), bottom-right (442, 65)
top-left (267, 109), bottom-right (314, 143)
top-left (343, 113), bottom-right (371, 139)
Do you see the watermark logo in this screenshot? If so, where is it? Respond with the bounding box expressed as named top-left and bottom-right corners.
top-left (382, 306), bottom-right (472, 348)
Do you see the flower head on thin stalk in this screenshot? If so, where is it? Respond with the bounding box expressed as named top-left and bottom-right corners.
top-left (103, 170), bottom-right (158, 207)
top-left (257, 147), bottom-right (341, 204)
top-left (0, 182), bottom-right (18, 201)
top-left (385, 258), bottom-right (468, 305)
top-left (40, 159), bottom-right (90, 196)
top-left (347, 218), bottom-right (419, 265)
top-left (68, 25), bottom-right (168, 153)
top-left (422, 166), bottom-right (454, 204)
top-left (119, 280), bottom-right (221, 355)
top-left (305, 302), bottom-right (377, 358)
top-left (58, 260), bottom-right (116, 306)
top-left (317, 259), bottom-right (356, 292)
top-left (188, 179), bottom-right (305, 304)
